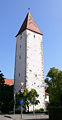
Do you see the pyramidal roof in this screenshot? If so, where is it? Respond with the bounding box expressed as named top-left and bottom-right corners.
top-left (16, 12), bottom-right (42, 37)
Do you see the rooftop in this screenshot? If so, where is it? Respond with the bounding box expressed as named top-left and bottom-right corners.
top-left (16, 12), bottom-right (42, 37)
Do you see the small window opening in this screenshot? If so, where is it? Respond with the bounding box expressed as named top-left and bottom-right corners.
top-left (35, 74), bottom-right (37, 77)
top-left (20, 45), bottom-right (21, 48)
top-left (34, 35), bottom-right (35, 38)
top-left (19, 56), bottom-right (21, 59)
top-left (19, 73), bottom-right (20, 77)
top-left (20, 36), bottom-right (22, 39)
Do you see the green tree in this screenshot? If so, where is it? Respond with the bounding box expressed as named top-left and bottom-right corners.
top-left (16, 88), bottom-right (30, 112)
top-left (23, 88), bottom-right (30, 112)
top-left (0, 70), bottom-right (5, 112)
top-left (16, 88), bottom-right (39, 112)
top-left (29, 89), bottom-right (39, 114)
top-left (0, 70), bottom-right (14, 113)
top-left (45, 67), bottom-right (62, 106)
top-left (0, 85), bottom-right (14, 113)
top-left (0, 70), bottom-right (5, 85)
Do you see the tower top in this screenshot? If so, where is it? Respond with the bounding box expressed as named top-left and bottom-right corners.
top-left (16, 12), bottom-right (42, 37)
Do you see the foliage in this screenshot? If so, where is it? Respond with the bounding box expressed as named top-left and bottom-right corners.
top-left (0, 70), bottom-right (14, 113)
top-left (0, 85), bottom-right (14, 113)
top-left (16, 88), bottom-right (39, 112)
top-left (16, 88), bottom-right (30, 112)
top-left (35, 108), bottom-right (44, 113)
top-left (23, 88), bottom-right (30, 112)
top-left (29, 89), bottom-right (39, 106)
top-left (45, 67), bottom-right (62, 106)
top-left (48, 107), bottom-right (62, 120)
top-left (0, 70), bottom-right (5, 85)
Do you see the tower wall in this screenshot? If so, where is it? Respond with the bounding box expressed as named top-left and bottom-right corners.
top-left (26, 29), bottom-right (45, 110)
top-left (14, 29), bottom-right (45, 110)
top-left (14, 31), bottom-right (26, 93)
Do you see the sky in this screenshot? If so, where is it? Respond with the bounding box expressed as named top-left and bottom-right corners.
top-left (0, 0), bottom-right (62, 79)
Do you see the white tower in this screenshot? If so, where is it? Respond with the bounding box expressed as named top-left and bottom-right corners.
top-left (14, 12), bottom-right (45, 110)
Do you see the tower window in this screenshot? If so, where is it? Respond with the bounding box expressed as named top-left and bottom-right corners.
top-left (20, 36), bottom-right (22, 39)
top-left (29, 69), bottom-right (32, 72)
top-left (19, 73), bottom-right (20, 77)
top-left (35, 74), bottom-right (37, 77)
top-left (34, 35), bottom-right (35, 38)
top-left (20, 45), bottom-right (21, 48)
top-left (19, 56), bottom-right (21, 59)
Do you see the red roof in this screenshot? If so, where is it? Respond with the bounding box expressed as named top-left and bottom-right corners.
top-left (16, 12), bottom-right (42, 37)
top-left (4, 79), bottom-right (14, 86)
top-left (45, 85), bottom-right (48, 88)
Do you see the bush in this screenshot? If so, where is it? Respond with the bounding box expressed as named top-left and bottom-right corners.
top-left (35, 108), bottom-right (44, 113)
top-left (0, 110), bottom-right (2, 114)
top-left (48, 107), bottom-right (62, 120)
top-left (9, 111), bottom-right (14, 114)
top-left (28, 108), bottom-right (44, 113)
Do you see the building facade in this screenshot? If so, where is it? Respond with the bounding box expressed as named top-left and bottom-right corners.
top-left (14, 12), bottom-right (45, 110)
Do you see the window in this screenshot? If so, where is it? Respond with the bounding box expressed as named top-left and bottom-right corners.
top-left (35, 74), bottom-right (37, 77)
top-left (19, 73), bottom-right (20, 77)
top-left (20, 45), bottom-right (21, 48)
top-left (20, 36), bottom-right (22, 39)
top-left (34, 35), bottom-right (35, 38)
top-left (19, 56), bottom-right (21, 59)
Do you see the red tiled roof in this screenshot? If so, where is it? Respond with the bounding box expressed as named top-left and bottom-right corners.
top-left (4, 79), bottom-right (14, 86)
top-left (45, 85), bottom-right (48, 88)
top-left (16, 12), bottom-right (42, 37)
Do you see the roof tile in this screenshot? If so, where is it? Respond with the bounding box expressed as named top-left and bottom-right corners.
top-left (4, 79), bottom-right (14, 86)
top-left (16, 12), bottom-right (42, 37)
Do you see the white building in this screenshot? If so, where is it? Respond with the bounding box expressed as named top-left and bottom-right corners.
top-left (14, 12), bottom-right (45, 111)
top-left (45, 92), bottom-right (49, 108)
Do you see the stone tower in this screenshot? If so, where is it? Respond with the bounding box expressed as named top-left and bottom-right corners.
top-left (14, 12), bottom-right (45, 110)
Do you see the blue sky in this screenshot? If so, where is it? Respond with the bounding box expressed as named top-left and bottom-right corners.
top-left (0, 0), bottom-right (62, 79)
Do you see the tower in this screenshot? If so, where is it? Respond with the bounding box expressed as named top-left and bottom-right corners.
top-left (14, 12), bottom-right (45, 110)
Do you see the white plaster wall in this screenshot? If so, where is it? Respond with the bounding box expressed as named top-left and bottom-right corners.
top-left (14, 29), bottom-right (45, 110)
top-left (45, 95), bottom-right (49, 103)
top-left (26, 30), bottom-right (45, 110)
top-left (14, 31), bottom-right (26, 93)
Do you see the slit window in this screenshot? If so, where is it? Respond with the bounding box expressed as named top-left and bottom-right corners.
top-left (35, 74), bottom-right (37, 77)
top-left (34, 35), bottom-right (35, 38)
top-left (20, 45), bottom-right (21, 48)
top-left (19, 56), bottom-right (21, 59)
top-left (20, 36), bottom-right (22, 39)
top-left (19, 73), bottom-right (20, 77)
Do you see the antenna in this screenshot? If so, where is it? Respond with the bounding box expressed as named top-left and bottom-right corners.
top-left (28, 8), bottom-right (30, 12)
